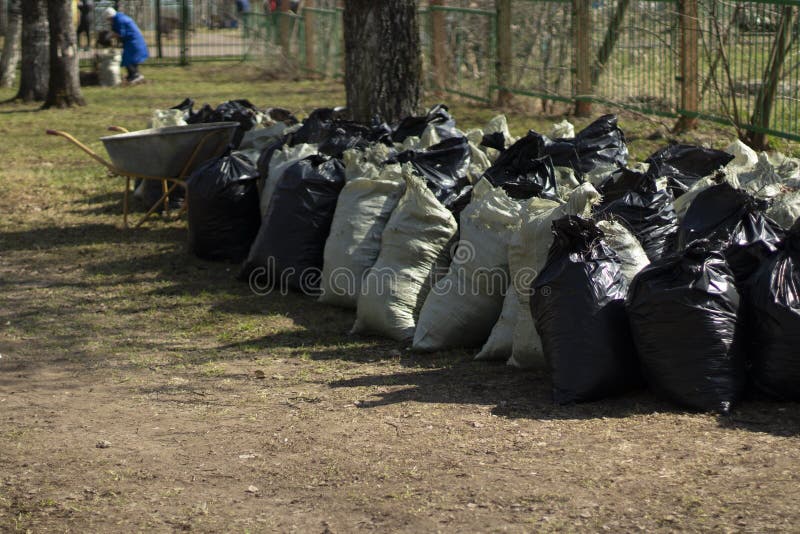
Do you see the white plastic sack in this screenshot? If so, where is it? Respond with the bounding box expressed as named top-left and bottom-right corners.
top-left (474, 197), bottom-right (561, 361)
top-left (342, 144), bottom-right (394, 182)
top-left (412, 180), bottom-right (522, 351)
top-left (555, 167), bottom-right (580, 200)
top-left (319, 165), bottom-right (406, 308)
top-left (767, 190), bottom-right (800, 228)
top-left (485, 115), bottom-right (515, 146)
top-left (725, 139), bottom-right (758, 171)
top-left (352, 170), bottom-right (458, 342)
top-left (474, 290), bottom-right (519, 361)
top-left (508, 183), bottom-right (602, 369)
top-left (260, 143), bottom-right (319, 217)
top-left (596, 219), bottom-right (650, 282)
top-left (736, 153), bottom-right (800, 199)
top-left (468, 141), bottom-right (492, 182)
top-left (149, 109), bottom-right (186, 129)
top-left (550, 119), bottom-right (575, 139)
top-left (97, 49), bottom-right (121, 87)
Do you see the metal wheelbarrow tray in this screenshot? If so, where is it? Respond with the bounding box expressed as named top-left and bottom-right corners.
top-left (100, 121), bottom-right (239, 178)
top-left (47, 122), bottom-right (239, 228)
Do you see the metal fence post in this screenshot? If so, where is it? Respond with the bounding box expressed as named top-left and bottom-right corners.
top-left (495, 0), bottom-right (512, 106)
top-left (155, 0), bottom-right (163, 60)
top-left (304, 0), bottom-right (316, 72)
top-left (179, 0), bottom-right (189, 66)
top-left (573, 0), bottom-right (592, 116)
top-left (676, 0), bottom-right (698, 132)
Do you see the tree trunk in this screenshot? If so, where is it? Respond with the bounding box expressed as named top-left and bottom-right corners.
top-left (15, 0), bottom-right (49, 102)
top-left (43, 0), bottom-right (84, 108)
top-left (0, 0), bottom-right (22, 88)
top-left (342, 0), bottom-right (421, 124)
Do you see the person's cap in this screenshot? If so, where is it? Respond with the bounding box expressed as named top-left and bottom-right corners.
top-left (103, 7), bottom-right (116, 19)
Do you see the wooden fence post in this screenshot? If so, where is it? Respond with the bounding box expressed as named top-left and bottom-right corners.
top-left (496, 0), bottom-right (512, 106)
top-left (304, 0), bottom-right (316, 72)
top-left (431, 0), bottom-right (447, 94)
top-left (573, 0), bottom-right (592, 116)
top-left (675, 0), bottom-right (699, 132)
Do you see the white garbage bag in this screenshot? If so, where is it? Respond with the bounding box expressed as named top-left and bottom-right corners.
top-left (352, 170), bottom-right (458, 342)
top-left (596, 219), bottom-right (650, 282)
top-left (550, 119), bottom-right (575, 139)
top-left (412, 179), bottom-right (522, 351)
top-left (474, 197), bottom-right (560, 361)
top-left (725, 139), bottom-right (758, 171)
top-left (768, 189), bottom-right (800, 228)
top-left (319, 164), bottom-right (406, 308)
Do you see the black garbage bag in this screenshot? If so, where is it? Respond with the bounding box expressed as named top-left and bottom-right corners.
top-left (626, 241), bottom-right (746, 413)
top-left (316, 121), bottom-right (377, 157)
top-left (265, 107), bottom-right (299, 125)
top-left (531, 216), bottom-right (641, 404)
top-left (134, 178), bottom-right (185, 213)
top-left (240, 155), bottom-right (346, 293)
top-left (645, 144), bottom-right (734, 198)
top-left (389, 136), bottom-right (472, 212)
top-left (289, 107), bottom-right (347, 145)
top-left (391, 103), bottom-right (459, 143)
top-left (677, 183), bottom-right (783, 254)
top-left (481, 136), bottom-right (559, 200)
top-left (745, 220), bottom-right (800, 400)
top-left (256, 136), bottom-right (289, 188)
top-left (187, 99), bottom-right (262, 148)
top-left (186, 151), bottom-right (261, 262)
top-left (289, 107), bottom-right (389, 157)
top-left (480, 131), bottom-right (507, 152)
top-left (595, 168), bottom-right (678, 261)
top-left (529, 114), bottom-right (628, 179)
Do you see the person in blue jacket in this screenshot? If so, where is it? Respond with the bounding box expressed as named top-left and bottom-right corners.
top-left (103, 7), bottom-right (149, 84)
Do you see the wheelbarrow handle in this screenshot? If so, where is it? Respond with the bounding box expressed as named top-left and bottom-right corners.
top-left (45, 128), bottom-right (117, 172)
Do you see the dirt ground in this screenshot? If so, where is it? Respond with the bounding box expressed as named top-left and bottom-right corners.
top-left (2, 66), bottom-right (800, 533)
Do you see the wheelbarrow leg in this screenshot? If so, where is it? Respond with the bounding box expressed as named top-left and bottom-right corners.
top-left (123, 176), bottom-right (131, 229)
top-left (162, 179), bottom-right (170, 217)
top-left (134, 180), bottom-right (185, 228)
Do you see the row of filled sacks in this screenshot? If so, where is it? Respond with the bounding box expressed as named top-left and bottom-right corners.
top-left (237, 106), bottom-right (515, 291)
top-left (524, 164), bottom-right (798, 413)
top-left (183, 108), bottom-right (628, 269)
top-left (399, 137), bottom-right (799, 372)
top-left (532, 213), bottom-right (800, 415)
top-left (183, 104), bottom-right (481, 264)
top-left (237, 110), bottom-right (628, 298)
top-left (319, 116), bottom-right (631, 344)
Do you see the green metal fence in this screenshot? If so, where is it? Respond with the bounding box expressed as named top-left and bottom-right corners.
top-left (697, 0), bottom-right (800, 141)
top-left (238, 1), bottom-right (799, 143)
top-left (80, 0), bottom-right (249, 67)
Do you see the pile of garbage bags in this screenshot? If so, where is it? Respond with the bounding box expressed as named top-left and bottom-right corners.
top-left (176, 101), bottom-right (800, 414)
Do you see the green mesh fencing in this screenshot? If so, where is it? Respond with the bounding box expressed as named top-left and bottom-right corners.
top-left (697, 0), bottom-right (800, 141)
top-left (237, 1), bottom-right (800, 143)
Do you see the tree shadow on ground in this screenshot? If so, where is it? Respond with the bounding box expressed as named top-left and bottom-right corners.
top-left (328, 362), bottom-right (663, 421)
top-left (327, 362), bottom-right (800, 435)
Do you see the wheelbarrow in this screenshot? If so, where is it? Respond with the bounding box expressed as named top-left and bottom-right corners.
top-left (46, 121), bottom-right (239, 228)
